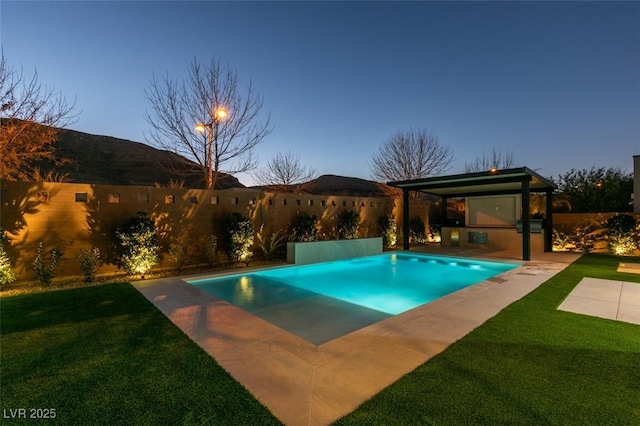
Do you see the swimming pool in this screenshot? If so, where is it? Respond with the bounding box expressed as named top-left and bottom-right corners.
top-left (188, 252), bottom-right (518, 344)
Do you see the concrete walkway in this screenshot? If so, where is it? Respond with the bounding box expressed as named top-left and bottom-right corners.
top-left (558, 277), bottom-right (640, 325)
top-left (132, 250), bottom-right (580, 426)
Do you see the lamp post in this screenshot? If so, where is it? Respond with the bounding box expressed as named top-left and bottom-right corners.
top-left (196, 108), bottom-right (227, 189)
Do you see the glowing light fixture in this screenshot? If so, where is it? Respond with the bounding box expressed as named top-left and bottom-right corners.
top-left (215, 108), bottom-right (228, 120)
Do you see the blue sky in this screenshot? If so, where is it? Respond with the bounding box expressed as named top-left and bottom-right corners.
top-left (2, 1), bottom-right (638, 187)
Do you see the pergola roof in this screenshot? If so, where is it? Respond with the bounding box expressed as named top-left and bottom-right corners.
top-left (387, 167), bottom-right (556, 197)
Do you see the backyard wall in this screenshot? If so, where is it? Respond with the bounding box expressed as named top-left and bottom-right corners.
top-left (553, 212), bottom-right (640, 254)
top-left (0, 181), bottom-right (430, 281)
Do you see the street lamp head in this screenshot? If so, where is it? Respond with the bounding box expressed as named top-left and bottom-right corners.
top-left (215, 108), bottom-right (228, 120)
top-left (195, 123), bottom-right (207, 133)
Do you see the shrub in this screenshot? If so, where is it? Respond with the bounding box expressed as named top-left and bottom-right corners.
top-left (76, 247), bottom-right (102, 283)
top-left (256, 225), bottom-right (287, 259)
top-left (428, 223), bottom-right (442, 243)
top-left (168, 239), bottom-right (189, 272)
top-left (408, 216), bottom-right (427, 244)
top-left (336, 210), bottom-right (360, 239)
top-left (205, 235), bottom-right (218, 266)
top-left (116, 212), bottom-right (159, 276)
top-left (289, 212), bottom-right (319, 242)
top-left (378, 215), bottom-right (397, 247)
top-left (34, 242), bottom-right (64, 286)
top-left (606, 214), bottom-right (637, 255)
top-left (0, 228), bottom-right (16, 289)
top-left (223, 213), bottom-right (254, 263)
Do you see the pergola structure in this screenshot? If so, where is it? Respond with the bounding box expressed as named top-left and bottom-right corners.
top-left (388, 167), bottom-right (557, 261)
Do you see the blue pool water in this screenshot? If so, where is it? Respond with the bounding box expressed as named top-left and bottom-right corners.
top-left (189, 253), bottom-right (517, 315)
top-left (189, 253), bottom-right (518, 344)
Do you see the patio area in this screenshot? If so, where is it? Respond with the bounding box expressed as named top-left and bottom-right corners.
top-left (133, 248), bottom-right (581, 426)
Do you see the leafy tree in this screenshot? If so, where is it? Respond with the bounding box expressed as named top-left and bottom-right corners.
top-left (252, 150), bottom-right (317, 193)
top-left (336, 210), bottom-right (360, 239)
top-left (554, 167), bottom-right (633, 212)
top-left (0, 53), bottom-right (77, 180)
top-left (606, 215), bottom-right (637, 255)
top-left (378, 215), bottom-right (397, 247)
top-left (370, 128), bottom-right (453, 198)
top-left (116, 212), bottom-right (159, 276)
top-left (145, 57), bottom-right (272, 189)
top-left (408, 217), bottom-right (427, 244)
top-left (289, 212), bottom-right (319, 242)
top-left (464, 148), bottom-right (518, 173)
top-left (223, 213), bottom-right (254, 263)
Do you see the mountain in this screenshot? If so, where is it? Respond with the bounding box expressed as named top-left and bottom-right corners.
top-left (41, 127), bottom-right (244, 189)
top-left (37, 127), bottom-right (394, 196)
top-left (253, 175), bottom-right (393, 198)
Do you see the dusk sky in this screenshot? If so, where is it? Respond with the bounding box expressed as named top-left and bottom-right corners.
top-left (2, 1), bottom-right (638, 187)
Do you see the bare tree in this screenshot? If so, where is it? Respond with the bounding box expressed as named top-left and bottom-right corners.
top-left (144, 57), bottom-right (272, 190)
top-left (0, 53), bottom-right (77, 181)
top-left (464, 148), bottom-right (517, 173)
top-left (370, 128), bottom-right (454, 196)
top-left (253, 150), bottom-right (317, 192)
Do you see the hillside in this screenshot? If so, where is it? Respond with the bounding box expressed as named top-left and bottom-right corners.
top-left (41, 127), bottom-right (244, 189)
top-left (299, 174), bottom-right (392, 197)
top-left (37, 127), bottom-right (395, 196)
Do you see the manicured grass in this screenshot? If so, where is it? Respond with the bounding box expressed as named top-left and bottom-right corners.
top-left (1, 283), bottom-right (281, 425)
top-left (336, 254), bottom-right (640, 425)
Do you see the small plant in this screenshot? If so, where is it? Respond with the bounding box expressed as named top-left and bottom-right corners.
top-left (168, 239), bottom-right (189, 272)
top-left (289, 212), bottom-right (319, 242)
top-left (223, 213), bottom-right (254, 263)
top-left (336, 210), bottom-right (360, 239)
top-left (76, 247), bottom-right (102, 283)
top-left (34, 242), bottom-right (64, 286)
top-left (408, 216), bottom-right (427, 244)
top-left (116, 212), bottom-right (159, 276)
top-left (256, 225), bottom-right (287, 259)
top-left (378, 215), bottom-right (397, 247)
top-left (205, 235), bottom-right (218, 266)
top-left (427, 223), bottom-right (441, 243)
top-left (0, 228), bottom-right (16, 289)
top-left (552, 229), bottom-right (574, 252)
top-left (606, 214), bottom-right (637, 255)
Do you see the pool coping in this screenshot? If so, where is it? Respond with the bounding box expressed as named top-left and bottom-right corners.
top-left (132, 251), bottom-right (580, 426)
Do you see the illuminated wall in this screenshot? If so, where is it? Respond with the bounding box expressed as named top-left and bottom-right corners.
top-left (0, 181), bottom-right (430, 281)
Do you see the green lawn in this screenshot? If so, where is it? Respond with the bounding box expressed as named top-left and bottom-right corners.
top-left (2, 255), bottom-right (639, 425)
top-left (0, 283), bottom-right (281, 425)
top-left (337, 254), bottom-right (640, 425)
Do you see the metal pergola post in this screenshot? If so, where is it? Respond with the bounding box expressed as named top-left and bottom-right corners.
top-left (521, 177), bottom-right (531, 261)
top-left (545, 189), bottom-right (554, 252)
top-left (402, 188), bottom-right (410, 250)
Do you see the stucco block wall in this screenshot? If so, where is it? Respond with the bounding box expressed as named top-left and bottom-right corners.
top-left (0, 181), bottom-right (429, 281)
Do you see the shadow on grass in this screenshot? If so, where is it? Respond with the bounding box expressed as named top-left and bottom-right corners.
top-left (0, 282), bottom-right (282, 425)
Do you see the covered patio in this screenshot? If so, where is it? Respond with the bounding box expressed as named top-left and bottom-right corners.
top-left (388, 167), bottom-right (557, 261)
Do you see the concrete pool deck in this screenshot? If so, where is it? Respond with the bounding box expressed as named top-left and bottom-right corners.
top-left (133, 249), bottom-right (581, 426)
